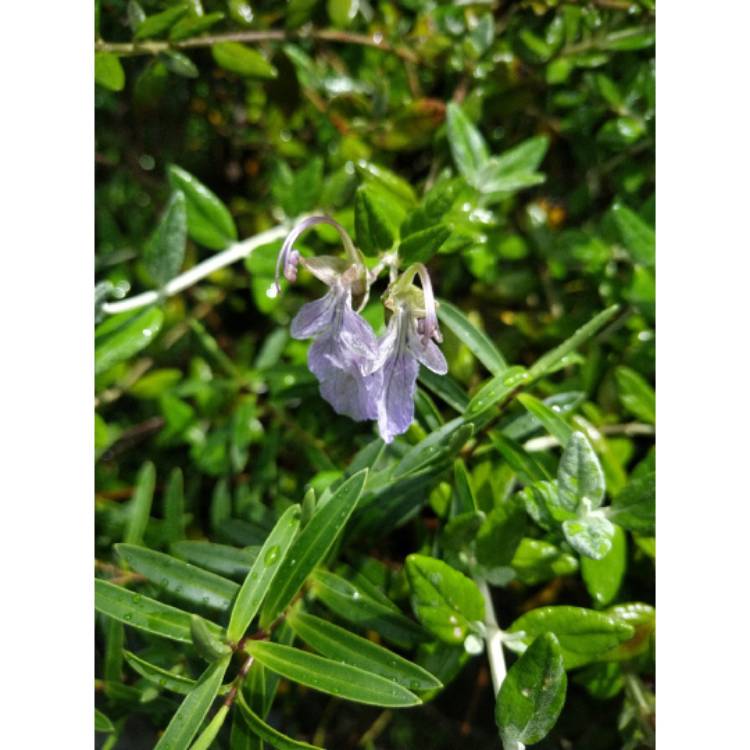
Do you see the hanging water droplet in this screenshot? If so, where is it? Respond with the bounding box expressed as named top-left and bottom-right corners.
top-left (264, 545), bottom-right (281, 566)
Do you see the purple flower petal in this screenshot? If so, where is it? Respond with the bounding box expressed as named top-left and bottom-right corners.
top-left (407, 324), bottom-right (448, 374)
top-left (290, 289), bottom-right (338, 339)
top-left (374, 311), bottom-right (419, 443)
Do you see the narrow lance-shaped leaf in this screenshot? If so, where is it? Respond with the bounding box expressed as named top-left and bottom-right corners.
top-left (516, 393), bottom-right (574, 447)
top-left (171, 540), bottom-right (259, 581)
top-left (95, 579), bottom-right (223, 643)
top-left (124, 650), bottom-right (202, 695)
top-left (528, 305), bottom-right (620, 380)
top-left (124, 461), bottom-right (155, 546)
top-left (244, 641), bottom-right (421, 707)
top-left (189, 705), bottom-right (230, 750)
top-left (116, 543), bottom-right (239, 613)
top-left (287, 609), bottom-right (442, 690)
top-left (260, 470), bottom-right (367, 627)
top-left (227, 504), bottom-right (301, 641)
top-left (168, 165), bottom-right (238, 250)
top-left (163, 467), bottom-right (185, 543)
top-left (237, 692), bottom-right (324, 750)
top-left (465, 367), bottom-right (529, 420)
top-left (154, 654), bottom-right (231, 750)
top-left (438, 300), bottom-right (508, 375)
top-left (495, 633), bottom-right (567, 749)
top-left (405, 554), bottom-right (485, 645)
top-left (311, 568), bottom-right (426, 648)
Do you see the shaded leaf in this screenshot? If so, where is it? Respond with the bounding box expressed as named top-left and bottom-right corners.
top-left (496, 633), bottom-right (566, 748)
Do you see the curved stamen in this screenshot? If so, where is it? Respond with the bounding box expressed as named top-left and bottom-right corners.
top-left (395, 263), bottom-right (442, 344)
top-left (274, 215), bottom-right (365, 294)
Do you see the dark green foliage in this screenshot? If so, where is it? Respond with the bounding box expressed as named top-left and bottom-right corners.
top-left (95, 1), bottom-right (655, 748)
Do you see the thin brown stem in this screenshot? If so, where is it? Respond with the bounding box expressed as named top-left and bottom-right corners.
top-left (95, 28), bottom-right (420, 64)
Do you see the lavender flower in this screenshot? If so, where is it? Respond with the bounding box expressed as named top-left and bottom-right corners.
top-left (371, 263), bottom-right (448, 443)
top-left (276, 216), bottom-right (380, 421)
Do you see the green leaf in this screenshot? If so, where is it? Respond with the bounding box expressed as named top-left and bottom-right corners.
top-left (168, 164), bottom-right (238, 250)
top-left (211, 42), bottom-right (278, 79)
top-left (507, 606), bottom-right (635, 669)
top-left (169, 11), bottom-right (225, 41)
top-left (475, 504), bottom-right (526, 568)
top-left (438, 300), bottom-right (508, 375)
top-left (491, 433), bottom-right (551, 484)
top-left (191, 614), bottom-right (232, 661)
top-left (172, 541), bottom-right (259, 581)
top-left (528, 305), bottom-right (619, 380)
top-left (419, 369), bottom-right (470, 413)
top-left (163, 468), bottom-right (185, 544)
top-left (405, 554), bottom-right (484, 645)
top-left (558, 432), bottom-right (605, 512)
top-left (615, 366), bottom-right (655, 424)
top-left (446, 103), bottom-right (489, 186)
top-left (510, 539), bottom-right (578, 586)
top-left (288, 610), bottom-right (442, 690)
top-left (154, 655), bottom-right (231, 750)
top-left (95, 708), bottom-right (115, 733)
top-left (244, 641), bottom-right (421, 707)
top-left (611, 202), bottom-right (655, 265)
top-left (492, 136), bottom-right (549, 177)
top-left (354, 185), bottom-right (397, 255)
top-left (189, 705), bottom-right (230, 750)
top-left (237, 691), bottom-right (324, 750)
top-left (393, 419), bottom-right (473, 478)
top-left (124, 650), bottom-right (199, 695)
top-left (260, 470), bottom-right (368, 627)
top-left (581, 525), bottom-right (627, 607)
top-left (327, 0), bottom-right (358, 28)
top-left (496, 633), bottom-right (566, 748)
top-left (465, 367), bottom-right (529, 421)
top-left (311, 569), bottom-right (426, 648)
top-left (355, 160), bottom-right (417, 205)
top-left (116, 543), bottom-right (239, 612)
top-left (144, 190), bottom-right (187, 287)
top-left (124, 461), bottom-right (156, 546)
top-left (95, 579), bottom-right (222, 643)
top-left (609, 471), bottom-right (655, 533)
top-left (452, 459), bottom-right (477, 513)
top-left (398, 224), bottom-right (451, 265)
top-left (516, 393), bottom-right (574, 447)
top-left (228, 505), bottom-right (301, 641)
top-left (95, 53), bottom-right (125, 91)
top-left (134, 5), bottom-right (187, 40)
top-left (602, 603), bottom-right (655, 660)
top-left (95, 307), bottom-right (163, 375)
top-left (562, 513), bottom-right (616, 560)
top-left (161, 51), bottom-right (199, 78)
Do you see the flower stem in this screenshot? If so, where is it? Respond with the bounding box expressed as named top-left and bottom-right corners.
top-left (100, 222), bottom-right (294, 316)
top-left (477, 578), bottom-right (507, 696)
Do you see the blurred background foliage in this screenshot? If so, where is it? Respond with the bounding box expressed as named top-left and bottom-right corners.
top-left (95, 0), bottom-right (655, 747)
